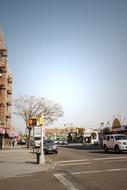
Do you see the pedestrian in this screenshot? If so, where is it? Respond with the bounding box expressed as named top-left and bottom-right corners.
top-left (12, 138), bottom-right (15, 147)
top-left (99, 135), bottom-right (104, 148)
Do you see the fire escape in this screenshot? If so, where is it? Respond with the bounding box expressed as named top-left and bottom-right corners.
top-left (0, 31), bottom-right (12, 148)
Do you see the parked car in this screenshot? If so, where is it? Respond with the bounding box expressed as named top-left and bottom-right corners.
top-left (58, 139), bottom-right (63, 144)
top-left (53, 140), bottom-right (58, 144)
top-left (43, 140), bottom-right (58, 154)
top-left (62, 140), bottom-right (68, 145)
top-left (103, 134), bottom-right (127, 153)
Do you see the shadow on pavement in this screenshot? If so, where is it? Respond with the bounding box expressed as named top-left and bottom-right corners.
top-left (25, 161), bottom-right (37, 164)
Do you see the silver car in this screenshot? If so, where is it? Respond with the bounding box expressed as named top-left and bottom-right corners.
top-left (44, 140), bottom-right (58, 154)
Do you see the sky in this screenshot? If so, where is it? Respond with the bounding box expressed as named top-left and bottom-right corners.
top-left (0, 0), bottom-right (127, 131)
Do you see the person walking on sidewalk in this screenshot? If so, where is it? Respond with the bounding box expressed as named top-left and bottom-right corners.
top-left (12, 138), bottom-right (15, 147)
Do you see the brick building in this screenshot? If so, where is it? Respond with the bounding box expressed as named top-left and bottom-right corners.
top-left (0, 31), bottom-right (12, 148)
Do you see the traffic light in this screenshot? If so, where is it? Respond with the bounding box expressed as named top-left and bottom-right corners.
top-left (31, 118), bottom-right (37, 126)
top-left (28, 117), bottom-right (37, 126)
top-left (28, 119), bottom-right (32, 126)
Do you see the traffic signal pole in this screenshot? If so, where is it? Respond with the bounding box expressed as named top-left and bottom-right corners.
top-left (40, 126), bottom-right (45, 164)
top-left (29, 114), bottom-right (61, 164)
top-left (38, 113), bottom-right (45, 164)
top-left (33, 125), bottom-right (35, 153)
top-left (39, 114), bottom-right (59, 164)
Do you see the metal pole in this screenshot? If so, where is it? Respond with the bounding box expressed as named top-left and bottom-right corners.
top-left (40, 126), bottom-right (45, 163)
top-left (33, 126), bottom-right (35, 153)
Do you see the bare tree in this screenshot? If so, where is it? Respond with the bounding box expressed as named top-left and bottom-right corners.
top-left (14, 95), bottom-right (64, 148)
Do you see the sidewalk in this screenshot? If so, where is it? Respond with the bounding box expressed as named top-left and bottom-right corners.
top-left (0, 146), bottom-right (51, 179)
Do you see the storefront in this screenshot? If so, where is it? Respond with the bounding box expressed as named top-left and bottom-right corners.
top-left (0, 127), bottom-right (5, 149)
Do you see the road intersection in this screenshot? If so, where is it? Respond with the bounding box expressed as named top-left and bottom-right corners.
top-left (0, 145), bottom-right (127, 190)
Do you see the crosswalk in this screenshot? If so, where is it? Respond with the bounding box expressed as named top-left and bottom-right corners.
top-left (54, 155), bottom-right (127, 166)
top-left (53, 156), bottom-right (127, 190)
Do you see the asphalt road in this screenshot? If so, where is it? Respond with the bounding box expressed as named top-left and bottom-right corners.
top-left (1, 144), bottom-right (127, 190)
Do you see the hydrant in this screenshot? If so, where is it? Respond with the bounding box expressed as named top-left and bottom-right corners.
top-left (36, 149), bottom-right (41, 164)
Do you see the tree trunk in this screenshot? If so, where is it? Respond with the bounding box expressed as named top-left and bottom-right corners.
top-left (27, 127), bottom-right (31, 149)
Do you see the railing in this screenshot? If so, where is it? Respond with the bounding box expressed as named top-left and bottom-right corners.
top-left (0, 49), bottom-right (7, 57)
top-left (7, 88), bottom-right (12, 94)
top-left (0, 76), bottom-right (6, 89)
top-left (8, 75), bottom-right (12, 83)
top-left (0, 62), bottom-right (7, 70)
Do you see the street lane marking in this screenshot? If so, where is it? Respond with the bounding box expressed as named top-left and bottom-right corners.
top-left (93, 156), bottom-right (127, 161)
top-left (106, 168), bottom-right (127, 172)
top-left (71, 168), bottom-right (127, 175)
top-left (56, 159), bottom-right (90, 163)
top-left (56, 156), bottom-right (127, 164)
top-left (104, 159), bottom-right (127, 163)
top-left (57, 162), bottom-right (91, 166)
top-left (53, 167), bottom-right (127, 189)
top-left (54, 173), bottom-right (79, 190)
top-left (71, 170), bottom-right (103, 175)
top-left (53, 168), bottom-right (127, 190)
top-left (53, 156), bottom-right (127, 189)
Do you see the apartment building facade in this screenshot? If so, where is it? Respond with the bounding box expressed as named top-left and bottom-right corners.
top-left (0, 31), bottom-right (12, 148)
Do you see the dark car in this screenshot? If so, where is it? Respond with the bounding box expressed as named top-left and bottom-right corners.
top-left (43, 140), bottom-right (58, 154)
top-left (17, 140), bottom-right (26, 145)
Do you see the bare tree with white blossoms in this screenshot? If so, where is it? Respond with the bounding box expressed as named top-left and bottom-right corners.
top-left (14, 95), bottom-right (64, 148)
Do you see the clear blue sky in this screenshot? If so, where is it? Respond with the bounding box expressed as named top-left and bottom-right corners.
top-left (0, 0), bottom-right (127, 131)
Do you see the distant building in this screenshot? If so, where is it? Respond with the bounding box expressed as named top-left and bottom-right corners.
top-left (112, 118), bottom-right (127, 134)
top-left (45, 127), bottom-right (85, 143)
top-left (83, 128), bottom-right (99, 144)
top-left (0, 31), bottom-right (12, 148)
top-left (99, 117), bottom-right (127, 136)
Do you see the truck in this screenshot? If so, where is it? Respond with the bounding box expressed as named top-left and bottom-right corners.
top-left (31, 127), bottom-right (41, 148)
